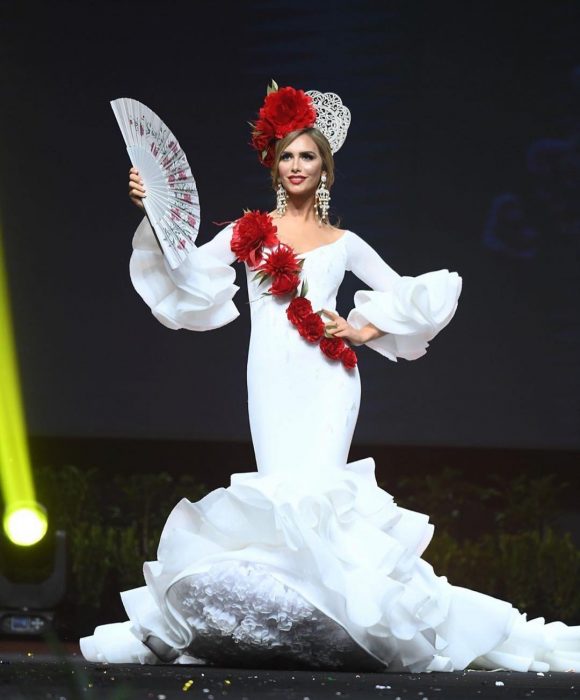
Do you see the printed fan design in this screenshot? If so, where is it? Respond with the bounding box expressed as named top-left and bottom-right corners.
top-left (110, 98), bottom-right (200, 269)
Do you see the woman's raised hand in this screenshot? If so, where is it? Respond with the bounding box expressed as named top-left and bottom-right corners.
top-left (128, 167), bottom-right (146, 211)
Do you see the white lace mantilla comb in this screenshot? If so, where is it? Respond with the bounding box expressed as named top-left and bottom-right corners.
top-left (110, 98), bottom-right (200, 270)
top-left (306, 91), bottom-right (351, 154)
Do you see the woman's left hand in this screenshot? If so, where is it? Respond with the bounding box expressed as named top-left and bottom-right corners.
top-left (322, 309), bottom-right (374, 345)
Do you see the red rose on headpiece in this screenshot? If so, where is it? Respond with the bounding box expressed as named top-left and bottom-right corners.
top-left (341, 347), bottom-right (358, 369)
top-left (231, 210), bottom-right (279, 267)
top-left (298, 313), bottom-right (325, 343)
top-left (259, 87), bottom-right (316, 138)
top-left (251, 84), bottom-right (317, 166)
top-left (257, 244), bottom-right (302, 297)
top-left (286, 297), bottom-right (313, 326)
top-left (320, 337), bottom-right (346, 361)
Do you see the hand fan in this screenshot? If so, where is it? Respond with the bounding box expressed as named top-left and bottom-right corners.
top-left (110, 97), bottom-right (200, 269)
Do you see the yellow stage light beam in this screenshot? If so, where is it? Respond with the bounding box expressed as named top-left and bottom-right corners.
top-left (0, 221), bottom-right (47, 546)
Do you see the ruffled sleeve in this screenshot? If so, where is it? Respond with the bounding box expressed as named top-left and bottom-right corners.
top-left (345, 232), bottom-right (462, 362)
top-left (129, 217), bottom-right (240, 331)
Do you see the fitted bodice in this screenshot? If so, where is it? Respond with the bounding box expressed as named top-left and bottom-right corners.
top-left (245, 232), bottom-right (349, 351)
top-left (128, 216), bottom-right (462, 478)
top-left (244, 231), bottom-right (360, 479)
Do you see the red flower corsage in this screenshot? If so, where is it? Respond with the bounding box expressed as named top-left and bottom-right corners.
top-left (251, 80), bottom-right (317, 167)
top-left (231, 210), bottom-right (357, 370)
top-left (341, 347), bottom-right (358, 369)
top-left (254, 244), bottom-right (303, 297)
top-left (297, 313), bottom-right (325, 343)
top-left (286, 297), bottom-right (313, 325)
top-left (231, 210), bottom-right (279, 267)
top-left (320, 337), bottom-right (347, 361)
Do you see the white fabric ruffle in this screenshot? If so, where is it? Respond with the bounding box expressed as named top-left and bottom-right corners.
top-left (347, 270), bottom-right (462, 361)
top-left (80, 621), bottom-right (157, 664)
top-left (129, 218), bottom-right (239, 331)
top-left (80, 458), bottom-right (525, 672)
top-left (474, 615), bottom-right (580, 672)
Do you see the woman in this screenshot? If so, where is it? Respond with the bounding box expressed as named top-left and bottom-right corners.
top-left (81, 84), bottom-right (579, 672)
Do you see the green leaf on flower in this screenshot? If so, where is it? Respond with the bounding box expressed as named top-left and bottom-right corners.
top-left (302, 279), bottom-right (309, 297)
top-left (267, 79), bottom-right (279, 94)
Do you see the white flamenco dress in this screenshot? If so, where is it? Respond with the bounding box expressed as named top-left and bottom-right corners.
top-left (80, 218), bottom-right (580, 672)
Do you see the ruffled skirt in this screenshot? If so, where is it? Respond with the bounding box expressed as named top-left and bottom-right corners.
top-left (79, 459), bottom-right (580, 671)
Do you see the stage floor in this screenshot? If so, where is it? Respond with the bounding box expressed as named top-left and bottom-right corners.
top-left (0, 651), bottom-right (578, 700)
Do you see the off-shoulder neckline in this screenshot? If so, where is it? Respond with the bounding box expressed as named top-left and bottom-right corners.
top-left (292, 230), bottom-right (351, 257)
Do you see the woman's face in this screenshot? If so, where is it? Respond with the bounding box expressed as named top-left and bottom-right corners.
top-left (277, 133), bottom-right (324, 198)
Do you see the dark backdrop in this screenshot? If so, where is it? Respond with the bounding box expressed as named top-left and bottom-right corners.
top-left (1, 0), bottom-right (578, 452)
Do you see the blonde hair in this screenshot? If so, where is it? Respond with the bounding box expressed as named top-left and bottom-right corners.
top-left (270, 127), bottom-right (335, 191)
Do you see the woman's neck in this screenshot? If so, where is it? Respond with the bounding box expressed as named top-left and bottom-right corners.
top-left (284, 194), bottom-right (317, 223)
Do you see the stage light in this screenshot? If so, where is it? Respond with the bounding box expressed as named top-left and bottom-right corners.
top-left (0, 221), bottom-right (46, 546)
top-left (3, 501), bottom-right (48, 547)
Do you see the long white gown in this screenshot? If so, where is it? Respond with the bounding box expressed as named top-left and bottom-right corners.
top-left (80, 217), bottom-right (580, 672)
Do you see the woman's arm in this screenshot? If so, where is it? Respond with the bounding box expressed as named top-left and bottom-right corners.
top-left (127, 169), bottom-right (239, 331)
top-left (322, 232), bottom-right (399, 345)
top-left (128, 166), bottom-right (236, 265)
top-left (340, 231), bottom-right (462, 362)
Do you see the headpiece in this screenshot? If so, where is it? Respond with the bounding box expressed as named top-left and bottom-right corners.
top-left (251, 80), bottom-right (351, 167)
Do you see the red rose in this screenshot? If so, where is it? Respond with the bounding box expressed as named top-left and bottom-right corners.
top-left (298, 313), bottom-right (325, 343)
top-left (341, 347), bottom-right (358, 369)
top-left (251, 86), bottom-right (317, 166)
top-left (320, 337), bottom-right (346, 361)
top-left (259, 87), bottom-right (316, 139)
top-left (286, 297), bottom-right (313, 326)
top-left (231, 211), bottom-right (279, 267)
top-left (270, 273), bottom-right (300, 296)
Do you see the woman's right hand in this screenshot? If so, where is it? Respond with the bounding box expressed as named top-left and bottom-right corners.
top-left (128, 167), bottom-right (146, 211)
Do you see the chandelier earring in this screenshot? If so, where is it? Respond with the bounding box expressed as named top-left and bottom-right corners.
top-left (315, 173), bottom-right (331, 225)
top-left (275, 182), bottom-right (287, 217)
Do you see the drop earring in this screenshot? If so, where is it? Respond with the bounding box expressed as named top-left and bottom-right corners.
top-left (315, 173), bottom-right (330, 225)
top-left (276, 183), bottom-right (287, 217)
